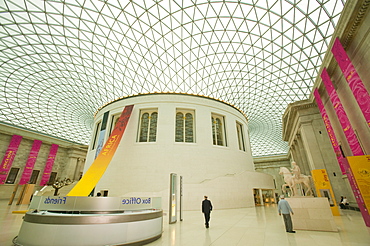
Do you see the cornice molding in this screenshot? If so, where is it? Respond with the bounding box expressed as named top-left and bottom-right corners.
top-left (282, 100), bottom-right (317, 141)
top-left (342, 0), bottom-right (370, 48)
top-left (312, 0), bottom-right (370, 96)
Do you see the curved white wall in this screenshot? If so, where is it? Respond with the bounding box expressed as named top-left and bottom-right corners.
top-left (85, 93), bottom-right (274, 210)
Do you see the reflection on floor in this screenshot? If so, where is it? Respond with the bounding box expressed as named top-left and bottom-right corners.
top-left (1, 201), bottom-right (369, 246)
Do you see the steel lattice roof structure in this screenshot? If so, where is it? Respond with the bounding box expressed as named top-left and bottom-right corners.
top-left (0, 0), bottom-right (346, 156)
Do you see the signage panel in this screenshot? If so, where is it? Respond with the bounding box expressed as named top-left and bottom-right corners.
top-left (29, 196), bottom-right (162, 211)
top-left (39, 144), bottom-right (59, 186)
top-left (314, 89), bottom-right (370, 226)
top-left (314, 89), bottom-right (346, 173)
top-left (311, 169), bottom-right (339, 216)
top-left (0, 135), bottom-right (22, 184)
top-left (347, 156), bottom-right (370, 217)
top-left (332, 38), bottom-right (370, 126)
top-left (19, 140), bottom-right (42, 185)
top-left (321, 68), bottom-right (364, 156)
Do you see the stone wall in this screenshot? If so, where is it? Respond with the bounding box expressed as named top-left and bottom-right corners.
top-left (0, 123), bottom-right (87, 200)
top-left (282, 101), bottom-right (354, 203)
top-left (279, 1), bottom-right (370, 207)
top-left (254, 155), bottom-right (291, 196)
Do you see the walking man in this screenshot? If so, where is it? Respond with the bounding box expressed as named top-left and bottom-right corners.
top-left (278, 195), bottom-right (295, 233)
top-left (202, 196), bottom-right (212, 228)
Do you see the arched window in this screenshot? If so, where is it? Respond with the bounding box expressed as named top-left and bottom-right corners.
top-left (139, 110), bottom-right (158, 142)
top-left (175, 110), bottom-right (194, 142)
top-left (212, 114), bottom-right (226, 146)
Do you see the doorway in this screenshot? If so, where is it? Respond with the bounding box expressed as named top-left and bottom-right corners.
top-left (253, 189), bottom-right (275, 205)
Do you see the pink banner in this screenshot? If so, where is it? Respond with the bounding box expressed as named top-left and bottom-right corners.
top-left (39, 144), bottom-right (59, 186)
top-left (314, 89), bottom-right (370, 227)
top-left (314, 89), bottom-right (345, 173)
top-left (19, 140), bottom-right (42, 185)
top-left (0, 135), bottom-right (23, 184)
top-left (321, 68), bottom-right (364, 156)
top-left (332, 37), bottom-right (370, 127)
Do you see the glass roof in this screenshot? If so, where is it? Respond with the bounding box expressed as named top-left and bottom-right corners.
top-left (0, 0), bottom-right (345, 156)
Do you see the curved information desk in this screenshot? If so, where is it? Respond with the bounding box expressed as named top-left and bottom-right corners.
top-left (14, 196), bottom-right (163, 246)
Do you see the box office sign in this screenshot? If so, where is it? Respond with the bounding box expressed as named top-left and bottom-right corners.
top-left (29, 196), bottom-right (161, 211)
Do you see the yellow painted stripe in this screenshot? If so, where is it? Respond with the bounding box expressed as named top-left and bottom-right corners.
top-left (67, 105), bottom-right (134, 197)
top-left (12, 210), bottom-right (28, 214)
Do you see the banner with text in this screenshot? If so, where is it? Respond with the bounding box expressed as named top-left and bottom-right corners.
top-left (321, 68), bottom-right (364, 156)
top-left (347, 156), bottom-right (370, 217)
top-left (0, 135), bottom-right (23, 184)
top-left (39, 144), bottom-right (59, 186)
top-left (314, 89), bottom-right (369, 226)
top-left (311, 169), bottom-right (339, 216)
top-left (314, 89), bottom-right (345, 173)
top-left (332, 37), bottom-right (370, 126)
top-left (19, 140), bottom-right (42, 185)
top-left (95, 111), bottom-right (110, 158)
top-left (68, 105), bottom-right (134, 196)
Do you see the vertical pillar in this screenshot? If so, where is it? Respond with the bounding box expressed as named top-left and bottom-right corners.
top-left (300, 124), bottom-right (325, 170)
top-left (65, 156), bottom-right (78, 179)
top-left (331, 38), bottom-right (370, 126)
top-left (73, 158), bottom-right (85, 181)
top-left (296, 134), bottom-right (311, 175)
top-left (259, 189), bottom-right (264, 205)
top-left (320, 68), bottom-right (364, 156)
top-left (314, 89), bottom-right (370, 227)
top-left (291, 140), bottom-right (302, 167)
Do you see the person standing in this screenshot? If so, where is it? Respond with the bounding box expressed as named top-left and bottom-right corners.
top-left (202, 196), bottom-right (213, 228)
top-left (278, 195), bottom-right (295, 233)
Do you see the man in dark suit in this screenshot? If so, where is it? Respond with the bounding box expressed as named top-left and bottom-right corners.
top-left (202, 195), bottom-right (213, 228)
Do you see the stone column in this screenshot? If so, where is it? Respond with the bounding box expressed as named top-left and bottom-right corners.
top-left (300, 123), bottom-right (325, 170)
top-left (291, 142), bottom-right (301, 165)
top-left (295, 134), bottom-right (310, 176)
top-left (64, 156), bottom-right (78, 179)
top-left (64, 149), bottom-right (87, 180)
top-left (259, 189), bottom-right (264, 205)
top-left (73, 158), bottom-right (85, 181)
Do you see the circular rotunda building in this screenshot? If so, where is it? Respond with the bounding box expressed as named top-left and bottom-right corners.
top-left (85, 93), bottom-right (274, 210)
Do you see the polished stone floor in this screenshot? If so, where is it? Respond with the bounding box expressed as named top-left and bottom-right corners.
top-left (1, 200), bottom-right (370, 246)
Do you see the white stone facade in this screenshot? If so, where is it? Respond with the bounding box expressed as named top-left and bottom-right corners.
top-left (85, 93), bottom-right (274, 210)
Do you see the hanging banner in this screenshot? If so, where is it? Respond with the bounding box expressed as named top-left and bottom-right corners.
top-left (0, 135), bottom-right (23, 184)
top-left (331, 37), bottom-right (370, 126)
top-left (39, 144), bottom-right (59, 186)
top-left (95, 111), bottom-right (110, 158)
top-left (314, 89), bottom-right (346, 173)
top-left (311, 169), bottom-right (340, 216)
top-left (68, 105), bottom-right (134, 196)
top-left (19, 140), bottom-right (42, 185)
top-left (314, 89), bottom-right (370, 227)
top-left (321, 68), bottom-right (364, 156)
top-left (347, 155), bottom-right (370, 218)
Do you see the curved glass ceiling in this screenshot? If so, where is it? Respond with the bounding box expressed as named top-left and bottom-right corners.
top-left (0, 0), bottom-right (345, 156)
